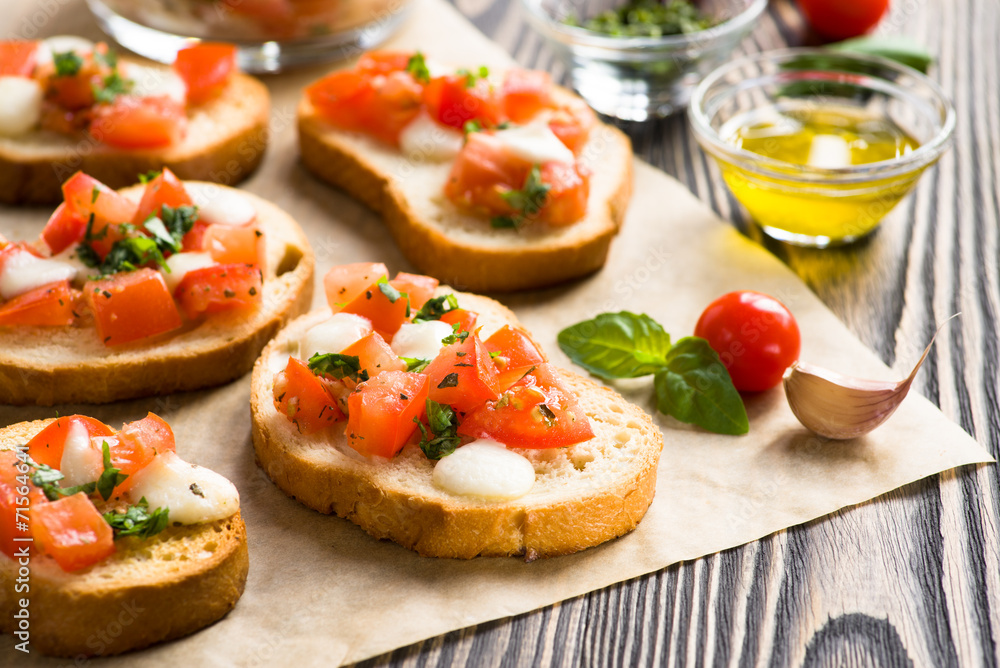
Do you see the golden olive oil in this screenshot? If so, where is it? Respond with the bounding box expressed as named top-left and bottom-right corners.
top-left (718, 105), bottom-right (922, 245)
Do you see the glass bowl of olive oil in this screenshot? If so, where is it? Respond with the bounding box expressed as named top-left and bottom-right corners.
top-left (689, 49), bottom-right (955, 247)
top-left (521, 0), bottom-right (767, 121)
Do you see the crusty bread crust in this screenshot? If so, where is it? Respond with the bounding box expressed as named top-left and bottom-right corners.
top-left (297, 87), bottom-right (633, 293)
top-left (0, 419), bottom-right (249, 657)
top-left (0, 183), bottom-right (315, 405)
top-left (250, 292), bottom-right (662, 559)
top-left (0, 71), bottom-right (271, 204)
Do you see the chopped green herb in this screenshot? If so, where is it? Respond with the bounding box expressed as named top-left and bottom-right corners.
top-left (53, 50), bottom-right (83, 77)
top-left (103, 497), bottom-right (170, 540)
top-left (406, 52), bottom-right (431, 84)
top-left (137, 170), bottom-right (161, 184)
top-left (564, 0), bottom-right (713, 38)
top-left (457, 65), bottom-right (490, 88)
top-left (92, 70), bottom-right (133, 105)
top-left (413, 293), bottom-right (459, 322)
top-left (414, 399), bottom-right (461, 459)
top-left (441, 323), bottom-right (470, 346)
top-left (96, 441), bottom-right (128, 501)
top-left (308, 353), bottom-right (369, 383)
top-left (402, 357), bottom-right (431, 373)
top-left (437, 372), bottom-right (459, 389)
top-left (490, 165), bottom-right (550, 230)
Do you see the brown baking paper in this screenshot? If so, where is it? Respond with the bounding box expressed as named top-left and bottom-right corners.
top-left (0, 0), bottom-right (993, 664)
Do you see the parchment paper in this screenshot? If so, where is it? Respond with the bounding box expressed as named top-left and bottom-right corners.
top-left (0, 0), bottom-right (993, 664)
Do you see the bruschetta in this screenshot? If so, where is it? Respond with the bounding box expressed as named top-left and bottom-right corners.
top-left (0, 413), bottom-right (248, 657)
top-left (0, 169), bottom-right (314, 405)
top-left (297, 51), bottom-right (633, 292)
top-left (0, 37), bottom-right (270, 204)
top-left (250, 263), bottom-right (661, 559)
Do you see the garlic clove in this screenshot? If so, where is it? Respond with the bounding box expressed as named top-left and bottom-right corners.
top-left (783, 316), bottom-right (953, 440)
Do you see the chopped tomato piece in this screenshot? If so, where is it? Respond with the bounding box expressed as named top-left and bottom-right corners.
top-left (0, 281), bottom-right (78, 327)
top-left (273, 357), bottom-right (344, 434)
top-left (41, 203), bottom-right (88, 255)
top-left (444, 132), bottom-right (531, 215)
top-left (484, 325), bottom-right (546, 390)
top-left (548, 101), bottom-right (596, 154)
top-left (174, 263), bottom-right (263, 320)
top-left (423, 74), bottom-right (504, 130)
top-left (83, 268), bottom-right (183, 345)
top-left (389, 272), bottom-right (438, 310)
top-left (0, 450), bottom-right (47, 559)
top-left (502, 69), bottom-right (553, 124)
top-left (113, 413), bottom-right (176, 493)
top-left (345, 371), bottom-right (428, 457)
top-left (440, 308), bottom-right (478, 335)
top-left (31, 493), bottom-right (115, 572)
top-left (340, 279), bottom-right (410, 339)
top-left (90, 96), bottom-right (186, 149)
top-left (0, 40), bottom-right (39, 77)
top-left (61, 172), bottom-right (137, 258)
top-left (357, 51), bottom-right (412, 74)
top-left (423, 334), bottom-right (500, 413)
top-left (181, 219), bottom-right (211, 251)
top-left (45, 50), bottom-right (109, 110)
top-left (202, 223), bottom-right (265, 269)
top-left (342, 332), bottom-right (406, 378)
top-left (26, 415), bottom-right (115, 469)
top-left (173, 42), bottom-right (237, 104)
top-left (307, 69), bottom-right (423, 146)
top-left (133, 168), bottom-right (193, 225)
top-left (324, 262), bottom-right (389, 311)
top-left (458, 363), bottom-right (594, 448)
top-left (537, 161), bottom-right (590, 226)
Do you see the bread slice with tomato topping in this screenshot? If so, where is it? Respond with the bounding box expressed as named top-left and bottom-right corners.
top-left (297, 51), bottom-right (633, 292)
top-left (0, 38), bottom-right (270, 204)
top-left (0, 415), bottom-right (248, 657)
top-left (0, 172), bottom-right (314, 405)
top-left (250, 263), bottom-right (662, 559)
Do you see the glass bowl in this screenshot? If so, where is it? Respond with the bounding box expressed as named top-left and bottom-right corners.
top-left (521, 0), bottom-right (766, 121)
top-left (85, 0), bottom-right (413, 73)
top-left (689, 49), bottom-right (956, 247)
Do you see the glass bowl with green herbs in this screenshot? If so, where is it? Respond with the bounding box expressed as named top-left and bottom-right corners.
top-left (522, 0), bottom-right (766, 120)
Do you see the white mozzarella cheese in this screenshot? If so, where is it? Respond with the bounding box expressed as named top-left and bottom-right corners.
top-left (59, 422), bottom-right (104, 488)
top-left (183, 182), bottom-right (257, 227)
top-left (493, 120), bottom-right (575, 165)
top-left (128, 451), bottom-right (240, 524)
top-left (0, 77), bottom-right (43, 137)
top-left (390, 320), bottom-right (454, 361)
top-left (161, 252), bottom-right (215, 293)
top-left (399, 111), bottom-right (465, 162)
top-left (432, 440), bottom-right (536, 501)
top-left (299, 313), bottom-right (373, 359)
top-left (0, 249), bottom-right (78, 300)
top-left (125, 63), bottom-right (188, 105)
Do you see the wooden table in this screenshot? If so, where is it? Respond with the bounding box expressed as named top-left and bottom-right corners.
top-left (349, 1), bottom-right (1000, 666)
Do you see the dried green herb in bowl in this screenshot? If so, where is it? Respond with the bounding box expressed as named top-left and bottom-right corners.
top-left (564, 0), bottom-right (716, 38)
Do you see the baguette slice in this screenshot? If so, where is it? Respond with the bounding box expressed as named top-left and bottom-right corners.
top-left (0, 419), bottom-right (249, 657)
top-left (298, 87), bottom-right (633, 293)
top-left (0, 183), bottom-right (315, 405)
top-left (250, 291), bottom-right (662, 559)
top-left (0, 68), bottom-right (270, 204)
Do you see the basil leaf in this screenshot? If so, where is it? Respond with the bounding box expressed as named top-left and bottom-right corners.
top-left (413, 294), bottom-right (459, 322)
top-left (414, 400), bottom-right (460, 459)
top-left (103, 497), bottom-right (170, 540)
top-left (402, 357), bottom-right (430, 373)
top-left (558, 311), bottom-right (672, 379)
top-left (308, 353), bottom-right (369, 383)
top-left (406, 52), bottom-right (431, 84)
top-left (831, 36), bottom-right (933, 74)
top-left (653, 337), bottom-right (748, 435)
top-left (96, 441), bottom-right (128, 501)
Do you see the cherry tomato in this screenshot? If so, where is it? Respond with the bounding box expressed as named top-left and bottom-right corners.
top-left (345, 370), bottom-right (428, 457)
top-left (694, 291), bottom-right (801, 392)
top-left (173, 42), bottom-right (237, 104)
top-left (795, 0), bottom-right (889, 40)
top-left (30, 493), bottom-right (115, 572)
top-left (273, 357), bottom-right (345, 435)
top-left (83, 268), bottom-right (183, 345)
top-left (174, 263), bottom-right (263, 321)
top-left (0, 281), bottom-right (78, 327)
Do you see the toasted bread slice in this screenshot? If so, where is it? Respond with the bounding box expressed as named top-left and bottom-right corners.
top-left (0, 70), bottom-right (270, 205)
top-left (0, 183), bottom-right (315, 405)
top-left (250, 291), bottom-right (662, 559)
top-left (297, 87), bottom-right (633, 293)
top-left (0, 419), bottom-right (249, 658)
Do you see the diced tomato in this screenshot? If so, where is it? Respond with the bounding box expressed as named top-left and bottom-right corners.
top-left (0, 40), bottom-right (39, 78)
top-left (423, 334), bottom-right (500, 413)
top-left (31, 493), bottom-right (115, 572)
top-left (90, 95), bottom-right (186, 149)
top-left (202, 223), bottom-right (265, 269)
top-left (273, 357), bottom-right (344, 434)
top-left (41, 203), bottom-right (88, 255)
top-left (444, 132), bottom-right (530, 215)
top-left (423, 74), bottom-right (504, 130)
top-left (345, 371), bottom-right (428, 457)
top-left (324, 262), bottom-right (389, 311)
top-left (61, 172), bottom-right (137, 258)
top-left (0, 281), bottom-right (78, 327)
top-left (26, 415), bottom-right (115, 469)
top-left (342, 332), bottom-right (406, 379)
top-left (440, 308), bottom-right (478, 335)
top-left (537, 161), bottom-right (590, 226)
top-left (484, 325), bottom-right (546, 390)
top-left (548, 101), bottom-right (596, 154)
top-left (357, 51), bottom-right (412, 74)
top-left (340, 280), bottom-right (410, 339)
top-left (133, 168), bottom-right (193, 225)
top-left (112, 413), bottom-right (176, 493)
top-left (0, 450), bottom-right (46, 559)
top-left (181, 219), bottom-right (211, 251)
top-left (83, 268), bottom-right (183, 346)
top-left (173, 42), bottom-right (237, 104)
top-left (0, 232), bottom-right (7, 249)
top-left (174, 263), bottom-right (262, 320)
top-left (307, 69), bottom-right (423, 146)
top-left (389, 272), bottom-right (438, 310)
top-left (458, 363), bottom-right (594, 448)
top-left (502, 69), bottom-right (552, 124)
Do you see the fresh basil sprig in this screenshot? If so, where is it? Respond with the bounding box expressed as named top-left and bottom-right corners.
top-left (558, 312), bottom-right (748, 435)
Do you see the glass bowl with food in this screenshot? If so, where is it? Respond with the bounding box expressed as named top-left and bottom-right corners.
top-left (521, 0), bottom-right (766, 121)
top-left (689, 49), bottom-right (955, 247)
top-left (85, 0), bottom-right (412, 72)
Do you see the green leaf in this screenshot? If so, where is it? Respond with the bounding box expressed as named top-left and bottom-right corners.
top-left (413, 293), bottom-right (459, 322)
top-left (143, 217), bottom-right (181, 254)
top-left (402, 357), bottom-right (430, 373)
top-left (494, 165), bottom-right (550, 229)
top-left (98, 236), bottom-right (166, 275)
top-left (96, 441), bottom-right (128, 501)
top-left (377, 279), bottom-right (403, 303)
top-left (158, 205), bottom-right (198, 245)
top-left (831, 36), bottom-right (933, 74)
top-left (406, 52), bottom-right (431, 84)
top-left (557, 311), bottom-right (672, 379)
top-left (308, 353), bottom-right (369, 383)
top-left (440, 323), bottom-right (469, 345)
top-left (53, 50), bottom-right (83, 77)
top-left (92, 69), bottom-right (133, 105)
top-left (103, 497), bottom-right (170, 540)
top-left (653, 337), bottom-right (748, 435)
top-left (414, 400), bottom-right (461, 459)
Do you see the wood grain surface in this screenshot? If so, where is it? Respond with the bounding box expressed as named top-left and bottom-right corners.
top-left (351, 1), bottom-right (1000, 666)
